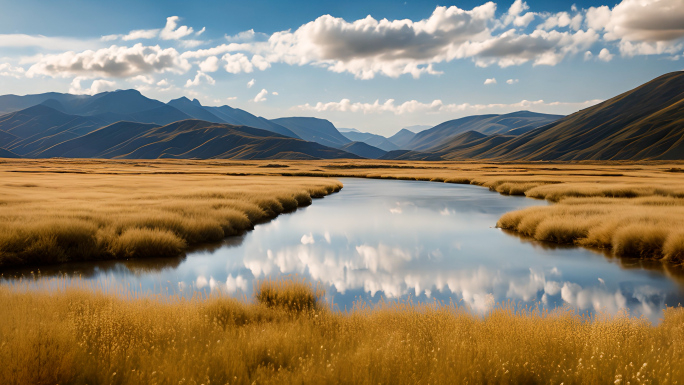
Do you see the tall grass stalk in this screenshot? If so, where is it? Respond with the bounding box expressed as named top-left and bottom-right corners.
top-left (0, 171), bottom-right (341, 267)
top-left (0, 277), bottom-right (682, 384)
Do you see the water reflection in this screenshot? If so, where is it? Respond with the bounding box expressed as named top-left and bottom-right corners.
top-left (2, 178), bottom-right (683, 322)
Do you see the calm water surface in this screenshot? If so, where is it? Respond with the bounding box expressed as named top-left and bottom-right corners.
top-left (4, 178), bottom-right (684, 321)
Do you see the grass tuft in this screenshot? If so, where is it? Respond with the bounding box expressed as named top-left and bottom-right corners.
top-left (255, 278), bottom-right (323, 313)
top-left (0, 170), bottom-right (342, 267)
top-left (0, 278), bottom-right (683, 384)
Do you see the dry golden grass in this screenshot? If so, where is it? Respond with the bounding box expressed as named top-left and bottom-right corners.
top-left (0, 167), bottom-right (341, 267)
top-left (497, 196), bottom-right (684, 262)
top-left (2, 158), bottom-right (684, 264)
top-left (2, 159), bottom-right (684, 383)
top-left (1, 278), bottom-right (682, 385)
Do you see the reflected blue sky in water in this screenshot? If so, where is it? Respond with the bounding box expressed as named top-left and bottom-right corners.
top-left (3, 178), bottom-right (684, 322)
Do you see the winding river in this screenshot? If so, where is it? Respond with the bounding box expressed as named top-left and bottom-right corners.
top-left (3, 178), bottom-right (684, 322)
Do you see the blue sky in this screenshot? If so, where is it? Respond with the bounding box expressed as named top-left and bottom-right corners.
top-left (0, 0), bottom-right (682, 135)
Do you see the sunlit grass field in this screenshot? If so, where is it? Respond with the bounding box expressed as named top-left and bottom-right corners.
top-left (1, 278), bottom-right (682, 384)
top-left (0, 167), bottom-right (341, 267)
top-left (2, 158), bottom-right (684, 265)
top-left (2, 159), bottom-right (684, 383)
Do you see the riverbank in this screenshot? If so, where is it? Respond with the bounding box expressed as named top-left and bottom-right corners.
top-left (0, 166), bottom-right (341, 267)
top-left (2, 158), bottom-right (684, 266)
top-left (1, 278), bottom-right (681, 384)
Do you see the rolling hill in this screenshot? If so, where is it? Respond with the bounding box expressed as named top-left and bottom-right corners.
top-left (271, 117), bottom-right (351, 148)
top-left (342, 131), bottom-right (398, 151)
top-left (384, 71), bottom-right (684, 161)
top-left (473, 71), bottom-right (684, 161)
top-left (3, 72), bottom-right (684, 161)
top-left (0, 92), bottom-right (89, 115)
top-left (168, 97), bottom-right (299, 138)
top-left (0, 148), bottom-right (18, 158)
top-left (404, 111), bottom-right (563, 151)
top-left (339, 141), bottom-right (388, 159)
top-left (39, 120), bottom-right (361, 160)
top-left (0, 104), bottom-right (109, 156)
top-left (388, 128), bottom-right (417, 148)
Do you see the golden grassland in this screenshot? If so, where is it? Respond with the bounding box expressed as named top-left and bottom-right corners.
top-left (1, 278), bottom-right (683, 385)
top-left (0, 166), bottom-right (342, 267)
top-left (2, 159), bottom-right (684, 384)
top-left (2, 158), bottom-right (684, 266)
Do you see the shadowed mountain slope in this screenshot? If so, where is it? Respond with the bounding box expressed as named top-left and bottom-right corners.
top-left (0, 92), bottom-right (89, 115)
top-left (271, 117), bottom-right (351, 148)
top-left (38, 121), bottom-right (160, 158)
top-left (478, 71), bottom-right (684, 161)
top-left (378, 150), bottom-right (442, 161)
top-left (40, 120), bottom-right (361, 160)
top-left (425, 131), bottom-right (488, 153)
top-left (339, 141), bottom-right (388, 159)
top-left (0, 105), bottom-right (110, 156)
top-left (167, 97), bottom-right (226, 123)
top-left (0, 129), bottom-right (18, 146)
top-left (388, 128), bottom-right (417, 148)
top-left (0, 90), bottom-right (193, 126)
top-left (405, 111), bottom-right (563, 151)
top-left (342, 131), bottom-right (398, 151)
top-left (0, 147), bottom-right (19, 158)
top-left (205, 105), bottom-right (299, 138)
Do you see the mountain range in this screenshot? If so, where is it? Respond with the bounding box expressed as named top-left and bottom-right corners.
top-left (386, 71), bottom-right (684, 161)
top-left (0, 71), bottom-right (682, 161)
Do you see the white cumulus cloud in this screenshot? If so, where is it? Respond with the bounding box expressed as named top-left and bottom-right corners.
top-left (484, 77), bottom-right (497, 84)
top-left (598, 48), bottom-right (614, 61)
top-left (253, 88), bottom-right (268, 102)
top-left (69, 77), bottom-right (117, 95)
top-left (293, 97), bottom-right (603, 115)
top-left (0, 63), bottom-right (25, 78)
top-left (587, 0), bottom-right (684, 56)
top-left (160, 16), bottom-right (196, 40)
top-left (26, 43), bottom-right (191, 79)
top-left (185, 70), bottom-right (215, 87)
top-left (247, 78), bottom-right (255, 88)
top-left (198, 56), bottom-right (220, 72)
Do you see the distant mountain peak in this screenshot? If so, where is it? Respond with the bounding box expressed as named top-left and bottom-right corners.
top-left (107, 89), bottom-right (142, 96)
top-left (170, 96), bottom-right (191, 103)
top-left (168, 96), bottom-right (203, 107)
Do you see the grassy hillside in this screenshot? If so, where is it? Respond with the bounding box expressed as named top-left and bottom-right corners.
top-left (0, 148), bottom-right (18, 158)
top-left (32, 120), bottom-right (362, 160)
top-left (404, 111), bottom-right (562, 151)
top-left (483, 71), bottom-right (684, 161)
top-left (0, 105), bottom-right (109, 156)
top-left (339, 141), bottom-right (388, 159)
top-left (342, 131), bottom-right (398, 151)
top-left (1, 278), bottom-right (683, 384)
top-left (272, 117), bottom-right (351, 148)
top-left (388, 128), bottom-right (417, 148)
